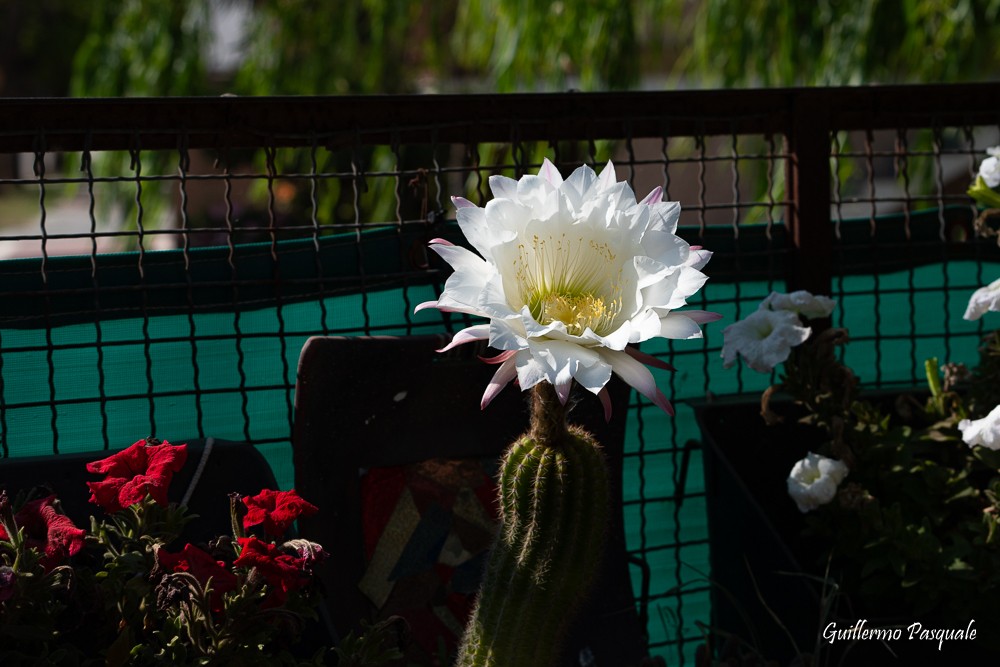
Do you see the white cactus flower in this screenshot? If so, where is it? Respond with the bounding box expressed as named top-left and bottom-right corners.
top-left (416, 159), bottom-right (720, 417)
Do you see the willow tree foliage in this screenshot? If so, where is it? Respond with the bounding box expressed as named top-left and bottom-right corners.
top-left (691, 0), bottom-right (1000, 87)
top-left (55, 1), bottom-right (1000, 240)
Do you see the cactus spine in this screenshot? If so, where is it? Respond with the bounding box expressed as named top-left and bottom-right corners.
top-left (456, 383), bottom-right (609, 667)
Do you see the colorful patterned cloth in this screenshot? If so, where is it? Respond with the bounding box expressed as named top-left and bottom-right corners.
top-left (360, 458), bottom-right (499, 660)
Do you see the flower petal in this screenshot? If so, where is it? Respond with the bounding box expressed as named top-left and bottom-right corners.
top-left (959, 404), bottom-right (1000, 449)
top-left (598, 348), bottom-right (674, 415)
top-left (963, 277), bottom-right (1000, 321)
top-left (597, 388), bottom-right (613, 422)
top-left (488, 174), bottom-right (519, 200)
top-left (538, 158), bottom-right (564, 187)
top-left (787, 453), bottom-right (849, 513)
top-left (624, 346), bottom-right (676, 372)
top-left (480, 349), bottom-right (517, 365)
top-left (646, 200), bottom-right (681, 233)
top-left (596, 160), bottom-right (618, 194)
top-left (658, 312), bottom-right (704, 340)
top-left (455, 204), bottom-right (515, 260)
top-left (437, 324), bottom-right (491, 352)
top-left (482, 356), bottom-right (519, 409)
top-left (563, 163), bottom-right (599, 202)
top-left (452, 196), bottom-right (477, 209)
top-left (684, 309), bottom-right (724, 324)
top-left (638, 186), bottom-right (662, 206)
top-left (761, 290), bottom-right (836, 319)
top-left (721, 309), bottom-right (811, 373)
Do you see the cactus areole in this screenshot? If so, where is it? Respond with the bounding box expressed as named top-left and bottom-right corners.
top-left (455, 383), bottom-right (610, 666)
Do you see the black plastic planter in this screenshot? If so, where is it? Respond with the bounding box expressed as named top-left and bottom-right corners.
top-left (694, 397), bottom-right (826, 665)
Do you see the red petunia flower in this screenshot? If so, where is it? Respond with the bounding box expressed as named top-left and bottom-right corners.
top-left (156, 543), bottom-right (238, 613)
top-left (86, 439), bottom-right (188, 514)
top-left (241, 489), bottom-right (318, 538)
top-left (234, 536), bottom-right (311, 606)
top-left (0, 495), bottom-right (86, 571)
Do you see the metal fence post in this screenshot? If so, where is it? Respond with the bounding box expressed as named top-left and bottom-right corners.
top-left (787, 89), bottom-right (833, 297)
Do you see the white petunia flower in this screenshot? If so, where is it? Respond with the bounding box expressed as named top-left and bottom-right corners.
top-left (787, 452), bottom-right (849, 513)
top-left (720, 308), bottom-right (811, 373)
top-left (963, 277), bottom-right (1000, 321)
top-left (979, 147), bottom-right (1000, 188)
top-left (760, 290), bottom-right (836, 319)
top-left (958, 404), bottom-right (1000, 450)
top-left (416, 159), bottom-right (721, 417)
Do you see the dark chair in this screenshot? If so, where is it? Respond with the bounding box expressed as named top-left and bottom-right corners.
top-left (292, 334), bottom-right (649, 666)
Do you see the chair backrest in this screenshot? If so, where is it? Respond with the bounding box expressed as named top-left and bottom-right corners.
top-left (292, 334), bottom-right (648, 665)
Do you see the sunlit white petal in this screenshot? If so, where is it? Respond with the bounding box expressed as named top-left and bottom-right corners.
top-left (963, 278), bottom-right (1000, 321)
top-left (482, 357), bottom-right (519, 409)
top-left (598, 348), bottom-right (674, 415)
top-left (437, 324), bottom-right (491, 352)
top-left (959, 404), bottom-right (1000, 450)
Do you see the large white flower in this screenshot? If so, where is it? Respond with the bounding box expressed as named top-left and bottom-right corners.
top-left (787, 452), bottom-right (849, 513)
top-left (963, 277), bottom-right (1000, 321)
top-left (720, 308), bottom-right (811, 373)
top-left (760, 290), bottom-right (836, 319)
top-left (958, 404), bottom-right (1000, 450)
top-left (416, 159), bottom-right (721, 416)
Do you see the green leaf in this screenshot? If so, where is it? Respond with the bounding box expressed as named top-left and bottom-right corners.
top-left (968, 176), bottom-right (1000, 209)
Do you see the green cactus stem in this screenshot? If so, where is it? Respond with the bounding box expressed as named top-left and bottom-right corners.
top-left (456, 383), bottom-right (610, 667)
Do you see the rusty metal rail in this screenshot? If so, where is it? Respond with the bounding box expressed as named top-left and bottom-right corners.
top-left (4, 84), bottom-right (999, 294)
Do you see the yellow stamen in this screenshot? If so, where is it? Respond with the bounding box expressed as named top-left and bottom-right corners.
top-left (538, 292), bottom-right (619, 336)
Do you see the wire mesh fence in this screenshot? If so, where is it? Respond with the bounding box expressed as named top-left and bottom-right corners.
top-left (1, 86), bottom-right (1000, 662)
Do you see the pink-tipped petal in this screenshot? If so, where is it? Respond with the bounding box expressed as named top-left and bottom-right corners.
top-left (480, 349), bottom-right (517, 365)
top-left (654, 388), bottom-right (676, 416)
top-left (451, 196), bottom-right (477, 209)
top-left (436, 324), bottom-right (491, 352)
top-left (428, 237), bottom-right (455, 246)
top-left (432, 304), bottom-right (483, 315)
top-left (601, 348), bottom-right (674, 416)
top-left (639, 186), bottom-right (663, 206)
top-left (684, 309), bottom-right (724, 323)
top-left (555, 380), bottom-right (572, 405)
top-left (482, 357), bottom-right (517, 409)
top-left (598, 387), bottom-right (613, 422)
top-left (624, 346), bottom-right (676, 371)
top-left (414, 300), bottom-right (439, 313)
top-left (539, 158), bottom-right (564, 187)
